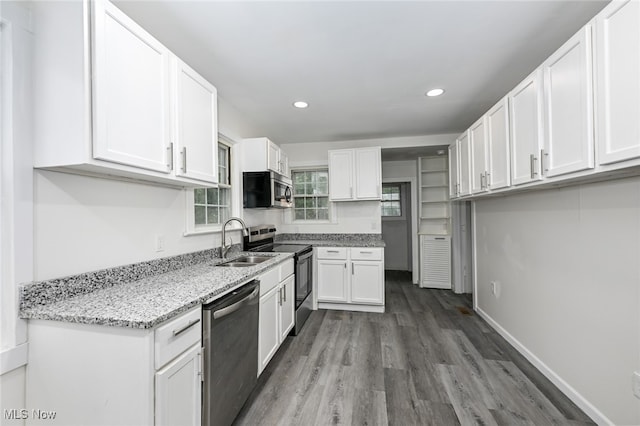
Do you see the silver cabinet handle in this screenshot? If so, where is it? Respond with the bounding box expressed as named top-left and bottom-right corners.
top-left (173, 318), bottom-right (200, 337)
top-left (351, 263), bottom-right (354, 275)
top-left (541, 149), bottom-right (549, 174)
top-left (167, 143), bottom-right (174, 170)
top-left (279, 287), bottom-right (282, 306)
top-left (359, 251), bottom-right (373, 254)
top-left (530, 154), bottom-right (538, 179)
top-left (282, 284), bottom-right (286, 302)
top-left (480, 172), bottom-right (485, 190)
top-left (182, 147), bottom-right (187, 173)
top-left (485, 171), bottom-right (490, 187)
top-left (327, 250), bottom-right (340, 253)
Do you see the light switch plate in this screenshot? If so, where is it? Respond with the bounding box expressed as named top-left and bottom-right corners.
top-left (632, 372), bottom-right (640, 399)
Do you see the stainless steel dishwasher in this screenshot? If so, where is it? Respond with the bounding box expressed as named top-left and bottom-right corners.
top-left (202, 279), bottom-right (260, 426)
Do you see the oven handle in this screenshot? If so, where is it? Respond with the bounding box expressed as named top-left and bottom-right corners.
top-left (213, 284), bottom-right (260, 320)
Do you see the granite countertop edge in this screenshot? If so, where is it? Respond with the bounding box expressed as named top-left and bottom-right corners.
top-left (19, 252), bottom-right (294, 330)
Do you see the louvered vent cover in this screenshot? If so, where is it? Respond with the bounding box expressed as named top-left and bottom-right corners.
top-left (421, 235), bottom-right (451, 289)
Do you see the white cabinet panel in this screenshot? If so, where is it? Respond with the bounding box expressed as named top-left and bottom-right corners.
top-left (242, 137), bottom-right (290, 178)
top-left (509, 70), bottom-right (544, 185)
top-left (92, 0), bottom-right (171, 173)
top-left (355, 147), bottom-right (382, 199)
top-left (470, 117), bottom-right (488, 194)
top-left (279, 275), bottom-right (295, 341)
top-left (543, 26), bottom-right (595, 177)
top-left (317, 260), bottom-right (349, 302)
top-left (155, 344), bottom-right (201, 426)
top-left (486, 98), bottom-right (511, 190)
top-left (351, 261), bottom-right (384, 305)
top-left (258, 285), bottom-right (280, 373)
top-left (458, 131), bottom-right (471, 196)
top-left (174, 58), bottom-right (218, 184)
top-left (596, 0), bottom-right (640, 165)
top-left (448, 142), bottom-right (459, 198)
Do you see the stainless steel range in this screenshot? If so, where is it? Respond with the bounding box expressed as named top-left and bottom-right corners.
top-left (244, 225), bottom-right (313, 335)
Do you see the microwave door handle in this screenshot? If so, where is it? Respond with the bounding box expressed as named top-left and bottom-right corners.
top-left (285, 186), bottom-right (292, 203)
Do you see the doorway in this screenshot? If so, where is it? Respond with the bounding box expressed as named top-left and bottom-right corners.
top-left (381, 182), bottom-right (412, 272)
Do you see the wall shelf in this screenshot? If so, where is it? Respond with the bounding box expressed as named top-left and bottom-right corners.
top-left (418, 156), bottom-right (450, 235)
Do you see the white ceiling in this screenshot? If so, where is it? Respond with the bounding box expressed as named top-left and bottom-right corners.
top-left (114, 0), bottom-right (608, 145)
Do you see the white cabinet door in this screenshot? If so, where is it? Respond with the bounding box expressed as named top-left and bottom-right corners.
top-left (351, 261), bottom-right (384, 305)
top-left (543, 26), bottom-right (595, 177)
top-left (470, 117), bottom-right (488, 194)
top-left (509, 70), bottom-right (544, 185)
top-left (92, 0), bottom-right (171, 173)
top-left (174, 58), bottom-right (218, 183)
top-left (420, 235), bottom-right (452, 289)
top-left (258, 286), bottom-right (280, 374)
top-left (329, 150), bottom-right (354, 201)
top-left (354, 147), bottom-right (381, 199)
top-left (317, 260), bottom-right (349, 302)
top-left (155, 344), bottom-right (201, 426)
top-left (448, 142), bottom-right (459, 198)
top-left (596, 0), bottom-right (640, 165)
top-left (268, 140), bottom-right (280, 173)
top-left (279, 150), bottom-right (290, 178)
top-left (486, 98), bottom-right (511, 190)
top-left (279, 275), bottom-right (295, 341)
top-left (458, 131), bottom-right (471, 196)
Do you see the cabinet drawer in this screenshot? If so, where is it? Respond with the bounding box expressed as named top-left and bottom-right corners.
top-left (350, 247), bottom-right (383, 261)
top-left (316, 247), bottom-right (347, 260)
top-left (155, 306), bottom-right (201, 369)
top-left (279, 259), bottom-right (294, 281)
top-left (260, 266), bottom-right (280, 295)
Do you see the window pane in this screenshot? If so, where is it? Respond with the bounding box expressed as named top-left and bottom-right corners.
top-left (305, 197), bottom-right (316, 208)
top-left (294, 198), bottom-right (305, 208)
top-left (294, 183), bottom-right (306, 195)
top-left (207, 207), bottom-right (219, 224)
top-left (317, 208), bottom-right (329, 220)
top-left (219, 188), bottom-right (229, 206)
top-left (195, 206), bottom-right (206, 224)
top-left (194, 189), bottom-right (206, 204)
top-left (306, 209), bottom-right (317, 220)
top-left (305, 183), bottom-right (315, 195)
top-left (317, 197), bottom-right (328, 208)
top-left (220, 207), bottom-right (230, 223)
top-left (294, 209), bottom-right (305, 220)
top-left (293, 172), bottom-right (305, 184)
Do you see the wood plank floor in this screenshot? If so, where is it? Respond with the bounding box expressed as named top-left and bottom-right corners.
top-left (235, 271), bottom-right (595, 426)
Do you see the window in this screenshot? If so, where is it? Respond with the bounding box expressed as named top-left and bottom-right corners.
top-left (193, 142), bottom-right (231, 227)
top-left (381, 183), bottom-right (402, 217)
top-left (292, 169), bottom-right (330, 221)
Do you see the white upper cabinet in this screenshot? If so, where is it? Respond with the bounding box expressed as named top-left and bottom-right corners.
top-left (448, 142), bottom-right (459, 198)
top-left (328, 147), bottom-right (381, 201)
top-left (542, 25), bottom-right (595, 177)
top-left (509, 69), bottom-right (544, 185)
top-left (457, 131), bottom-right (471, 196)
top-left (32, 0), bottom-right (219, 187)
top-left (242, 137), bottom-right (290, 178)
top-left (486, 97), bottom-right (511, 190)
top-left (174, 58), bottom-right (218, 183)
top-left (92, 0), bottom-right (172, 173)
top-left (470, 117), bottom-right (488, 194)
top-left (595, 0), bottom-right (640, 165)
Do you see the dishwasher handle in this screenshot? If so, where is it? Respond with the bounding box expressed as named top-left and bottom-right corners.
top-left (212, 284), bottom-right (260, 320)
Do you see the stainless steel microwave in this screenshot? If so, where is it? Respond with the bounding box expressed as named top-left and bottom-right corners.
top-left (243, 171), bottom-right (293, 208)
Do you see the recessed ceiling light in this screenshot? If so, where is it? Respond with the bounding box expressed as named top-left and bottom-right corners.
top-left (293, 101), bottom-right (309, 108)
top-left (426, 88), bottom-right (445, 97)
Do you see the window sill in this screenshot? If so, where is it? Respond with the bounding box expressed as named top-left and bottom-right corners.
top-left (183, 223), bottom-right (245, 237)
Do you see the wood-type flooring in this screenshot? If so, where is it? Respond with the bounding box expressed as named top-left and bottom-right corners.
top-left (235, 271), bottom-right (595, 426)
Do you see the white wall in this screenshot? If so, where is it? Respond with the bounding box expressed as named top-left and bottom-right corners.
top-left (474, 177), bottom-right (640, 425)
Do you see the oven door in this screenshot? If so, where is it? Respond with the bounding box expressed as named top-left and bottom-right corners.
top-left (295, 249), bottom-right (313, 308)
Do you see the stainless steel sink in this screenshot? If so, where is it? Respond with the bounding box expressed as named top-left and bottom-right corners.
top-left (216, 255), bottom-right (271, 268)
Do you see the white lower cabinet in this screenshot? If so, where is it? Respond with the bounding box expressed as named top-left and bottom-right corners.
top-left (155, 344), bottom-right (202, 426)
top-left (25, 306), bottom-right (202, 425)
top-left (258, 259), bottom-right (295, 375)
top-left (420, 235), bottom-right (452, 289)
top-left (316, 247), bottom-right (385, 313)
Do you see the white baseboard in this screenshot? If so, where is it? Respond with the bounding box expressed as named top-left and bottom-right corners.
top-left (0, 343), bottom-right (28, 375)
top-left (475, 307), bottom-right (612, 426)
top-left (317, 302), bottom-right (384, 313)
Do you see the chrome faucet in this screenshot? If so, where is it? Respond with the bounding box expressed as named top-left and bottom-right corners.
top-left (221, 217), bottom-right (248, 258)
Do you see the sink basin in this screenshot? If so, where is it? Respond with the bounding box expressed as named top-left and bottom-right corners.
top-left (216, 255), bottom-right (271, 268)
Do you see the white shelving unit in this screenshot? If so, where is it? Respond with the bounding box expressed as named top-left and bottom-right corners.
top-left (418, 156), bottom-right (450, 235)
top-left (418, 156), bottom-right (452, 289)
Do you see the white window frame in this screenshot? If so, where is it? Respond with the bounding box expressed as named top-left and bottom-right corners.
top-left (381, 182), bottom-right (404, 219)
top-left (184, 135), bottom-right (238, 235)
top-left (284, 167), bottom-right (336, 224)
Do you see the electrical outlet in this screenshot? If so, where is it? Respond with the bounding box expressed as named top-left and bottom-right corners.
top-left (155, 235), bottom-right (165, 252)
top-left (632, 372), bottom-right (640, 399)
top-left (490, 281), bottom-right (501, 298)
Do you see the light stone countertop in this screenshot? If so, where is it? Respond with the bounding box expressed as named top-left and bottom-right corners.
top-left (19, 252), bottom-right (293, 329)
